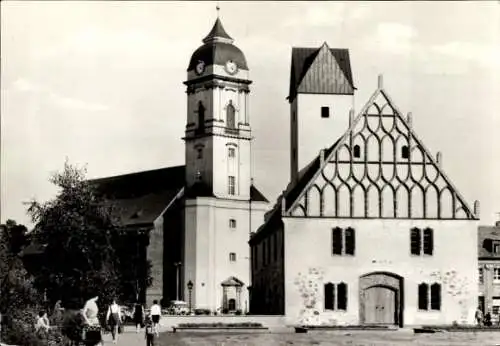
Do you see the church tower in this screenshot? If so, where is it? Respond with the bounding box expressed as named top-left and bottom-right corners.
top-left (182, 13), bottom-right (268, 312)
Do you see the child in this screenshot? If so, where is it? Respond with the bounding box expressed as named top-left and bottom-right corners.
top-left (144, 316), bottom-right (156, 346)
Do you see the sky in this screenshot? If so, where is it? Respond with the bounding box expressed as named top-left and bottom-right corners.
top-left (1, 1), bottom-right (499, 227)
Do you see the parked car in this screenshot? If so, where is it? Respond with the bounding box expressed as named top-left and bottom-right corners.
top-left (168, 300), bottom-right (189, 315)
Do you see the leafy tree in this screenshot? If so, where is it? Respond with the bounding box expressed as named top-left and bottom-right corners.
top-left (27, 161), bottom-right (123, 308)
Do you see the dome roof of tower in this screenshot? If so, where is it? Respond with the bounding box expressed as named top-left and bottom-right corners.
top-left (187, 18), bottom-right (248, 71)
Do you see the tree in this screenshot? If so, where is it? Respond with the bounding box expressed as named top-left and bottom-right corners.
top-left (27, 161), bottom-right (123, 308)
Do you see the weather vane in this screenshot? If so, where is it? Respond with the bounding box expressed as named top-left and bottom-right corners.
top-left (216, 2), bottom-right (220, 17)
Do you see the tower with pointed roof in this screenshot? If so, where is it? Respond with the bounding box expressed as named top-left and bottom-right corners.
top-left (288, 42), bottom-right (356, 183)
top-left (182, 13), bottom-right (268, 311)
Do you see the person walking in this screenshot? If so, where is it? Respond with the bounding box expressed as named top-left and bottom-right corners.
top-left (82, 295), bottom-right (103, 346)
top-left (106, 298), bottom-right (122, 344)
top-left (144, 315), bottom-right (157, 346)
top-left (133, 301), bottom-right (145, 333)
top-left (149, 300), bottom-right (161, 336)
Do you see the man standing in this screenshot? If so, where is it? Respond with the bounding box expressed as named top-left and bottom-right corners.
top-left (149, 300), bottom-right (161, 336)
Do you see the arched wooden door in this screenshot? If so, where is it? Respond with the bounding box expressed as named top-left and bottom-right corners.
top-left (359, 272), bottom-right (403, 327)
top-left (364, 285), bottom-right (397, 324)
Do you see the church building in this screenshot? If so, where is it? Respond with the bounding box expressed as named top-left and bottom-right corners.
top-left (92, 16), bottom-right (269, 312)
top-left (249, 43), bottom-right (480, 326)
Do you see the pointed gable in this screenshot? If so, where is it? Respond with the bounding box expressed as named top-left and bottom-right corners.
top-left (288, 43), bottom-right (355, 101)
top-left (286, 77), bottom-right (478, 220)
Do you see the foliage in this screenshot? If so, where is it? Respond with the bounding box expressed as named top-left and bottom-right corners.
top-left (26, 160), bottom-right (153, 308)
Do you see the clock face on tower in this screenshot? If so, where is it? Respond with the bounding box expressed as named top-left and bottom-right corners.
top-left (195, 60), bottom-right (205, 75)
top-left (225, 60), bottom-right (238, 75)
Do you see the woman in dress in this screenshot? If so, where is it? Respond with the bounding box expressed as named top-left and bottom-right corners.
top-left (133, 300), bottom-right (145, 333)
top-left (82, 295), bottom-right (103, 346)
top-left (106, 298), bottom-right (121, 344)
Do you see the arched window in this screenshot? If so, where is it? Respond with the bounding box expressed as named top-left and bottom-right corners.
top-left (418, 283), bottom-right (429, 310)
top-left (226, 101), bottom-right (236, 129)
top-left (353, 145), bottom-right (361, 158)
top-left (337, 282), bottom-right (348, 310)
top-left (197, 101), bottom-right (205, 134)
top-left (430, 283), bottom-right (441, 310)
top-left (228, 298), bottom-right (236, 311)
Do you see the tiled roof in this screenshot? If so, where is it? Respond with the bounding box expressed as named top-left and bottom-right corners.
top-left (90, 166), bottom-right (185, 227)
top-left (202, 18), bottom-right (233, 43)
top-left (288, 44), bottom-right (355, 101)
top-left (478, 225), bottom-right (500, 259)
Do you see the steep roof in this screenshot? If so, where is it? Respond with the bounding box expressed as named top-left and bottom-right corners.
top-left (478, 225), bottom-right (500, 259)
top-left (288, 43), bottom-right (355, 101)
top-left (202, 18), bottom-right (233, 43)
top-left (90, 166), bottom-right (185, 227)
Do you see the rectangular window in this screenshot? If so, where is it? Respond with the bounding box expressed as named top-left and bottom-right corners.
top-left (229, 252), bottom-right (236, 262)
top-left (229, 219), bottom-right (236, 228)
top-left (418, 282), bottom-right (441, 311)
top-left (418, 283), bottom-right (429, 310)
top-left (228, 147), bottom-right (236, 158)
top-left (228, 176), bottom-right (235, 195)
top-left (423, 228), bottom-right (434, 255)
top-left (430, 283), bottom-right (441, 310)
top-left (324, 282), bottom-right (347, 311)
top-left (324, 283), bottom-right (334, 310)
top-left (332, 227), bottom-right (356, 256)
top-left (321, 106), bottom-right (330, 118)
top-left (494, 268), bottom-right (500, 282)
top-left (479, 268), bottom-right (484, 284)
top-left (479, 296), bottom-right (485, 314)
top-left (410, 228), bottom-right (421, 255)
top-left (337, 282), bottom-right (348, 310)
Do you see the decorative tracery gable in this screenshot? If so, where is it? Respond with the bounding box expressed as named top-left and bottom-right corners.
top-left (289, 83), bottom-right (477, 220)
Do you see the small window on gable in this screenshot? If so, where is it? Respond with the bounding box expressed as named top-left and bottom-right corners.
top-left (353, 145), bottom-right (361, 158)
top-left (321, 106), bottom-right (330, 118)
top-left (402, 145), bottom-right (409, 159)
top-left (229, 219), bottom-right (236, 229)
top-left (228, 147), bottom-right (236, 158)
top-left (229, 252), bottom-right (236, 262)
top-left (332, 227), bottom-right (355, 256)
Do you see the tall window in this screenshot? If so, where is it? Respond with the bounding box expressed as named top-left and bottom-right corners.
top-left (228, 147), bottom-right (236, 158)
top-left (197, 101), bottom-right (205, 134)
top-left (226, 101), bottom-right (236, 128)
top-left (479, 268), bottom-right (484, 284)
top-left (229, 252), bottom-right (236, 262)
top-left (353, 145), bottom-right (361, 158)
top-left (324, 282), bottom-right (348, 311)
top-left (410, 227), bottom-right (434, 256)
top-left (332, 227), bottom-right (356, 256)
top-left (418, 282), bottom-right (441, 311)
top-left (228, 176), bottom-right (235, 195)
top-left (494, 267), bottom-right (500, 282)
top-left (402, 145), bottom-right (409, 159)
top-left (321, 106), bottom-right (330, 118)
top-left (229, 219), bottom-right (236, 229)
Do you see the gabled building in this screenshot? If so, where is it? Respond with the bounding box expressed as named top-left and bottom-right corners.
top-left (478, 220), bottom-right (500, 318)
top-left (249, 44), bottom-right (480, 327)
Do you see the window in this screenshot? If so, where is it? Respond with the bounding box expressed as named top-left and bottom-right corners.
top-left (228, 176), bottom-right (235, 195)
top-left (494, 267), bottom-right (500, 282)
top-left (197, 148), bottom-right (203, 159)
top-left (196, 101), bottom-right (205, 134)
top-left (418, 282), bottom-right (441, 311)
top-left (402, 145), bottom-right (409, 159)
top-left (226, 101), bottom-right (236, 129)
top-left (353, 145), bottom-right (361, 158)
top-left (228, 147), bottom-right (235, 158)
top-left (229, 219), bottom-right (236, 228)
top-left (410, 228), bottom-right (434, 256)
top-left (321, 106), bottom-right (330, 118)
top-left (493, 298), bottom-right (500, 315)
top-left (332, 227), bottom-right (356, 256)
top-left (479, 268), bottom-right (484, 284)
top-left (229, 252), bottom-right (236, 262)
top-left (324, 282), bottom-right (348, 311)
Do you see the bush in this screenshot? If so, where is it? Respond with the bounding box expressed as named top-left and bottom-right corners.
top-left (235, 310), bottom-right (242, 315)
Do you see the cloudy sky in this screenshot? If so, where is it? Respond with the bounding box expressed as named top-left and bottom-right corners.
top-left (1, 1), bottom-right (499, 227)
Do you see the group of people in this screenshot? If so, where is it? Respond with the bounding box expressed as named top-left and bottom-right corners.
top-left (81, 296), bottom-right (162, 345)
top-left (475, 307), bottom-right (500, 327)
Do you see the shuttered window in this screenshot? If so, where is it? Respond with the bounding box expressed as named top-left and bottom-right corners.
top-left (418, 283), bottom-right (428, 310)
top-left (345, 228), bottom-right (355, 255)
top-left (430, 283), bottom-right (441, 310)
top-left (337, 282), bottom-right (348, 310)
top-left (423, 228), bottom-right (434, 255)
top-left (411, 228), bottom-right (421, 255)
top-left (324, 283), bottom-right (334, 310)
top-left (332, 227), bottom-right (343, 255)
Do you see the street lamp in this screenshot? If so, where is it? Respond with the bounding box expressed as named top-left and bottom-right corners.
top-left (174, 262), bottom-right (182, 301)
top-left (187, 280), bottom-right (193, 314)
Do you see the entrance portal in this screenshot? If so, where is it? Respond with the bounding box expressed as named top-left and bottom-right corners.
top-left (359, 272), bottom-right (404, 327)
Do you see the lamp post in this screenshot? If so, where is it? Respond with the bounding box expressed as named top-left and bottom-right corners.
top-left (187, 280), bottom-right (193, 314)
top-left (174, 262), bottom-right (182, 300)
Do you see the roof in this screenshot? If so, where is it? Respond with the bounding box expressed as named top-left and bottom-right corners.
top-left (90, 166), bottom-right (185, 227)
top-left (288, 43), bottom-right (355, 101)
top-left (478, 225), bottom-right (500, 259)
top-left (188, 18), bottom-right (248, 71)
top-left (202, 18), bottom-right (233, 43)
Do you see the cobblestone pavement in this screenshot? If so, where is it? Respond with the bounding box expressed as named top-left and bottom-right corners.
top-left (109, 326), bottom-right (500, 346)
